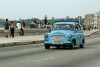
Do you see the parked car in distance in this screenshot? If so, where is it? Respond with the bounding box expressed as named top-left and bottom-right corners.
top-left (44, 22), bottom-right (85, 49)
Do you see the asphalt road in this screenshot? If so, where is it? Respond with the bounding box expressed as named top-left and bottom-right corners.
top-left (0, 31), bottom-right (100, 67)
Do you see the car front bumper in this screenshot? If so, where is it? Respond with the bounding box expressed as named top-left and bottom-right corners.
top-left (44, 42), bottom-right (72, 46)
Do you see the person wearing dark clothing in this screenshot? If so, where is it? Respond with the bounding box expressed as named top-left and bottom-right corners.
top-left (21, 21), bottom-right (26, 36)
top-left (44, 18), bottom-right (47, 25)
top-left (10, 21), bottom-right (14, 38)
top-left (4, 19), bottom-right (9, 38)
top-left (20, 28), bottom-right (24, 36)
top-left (88, 25), bottom-right (91, 31)
top-left (21, 21), bottom-right (26, 28)
top-left (82, 25), bottom-right (86, 32)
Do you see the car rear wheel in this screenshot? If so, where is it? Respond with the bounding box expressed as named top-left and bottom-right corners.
top-left (80, 40), bottom-right (84, 48)
top-left (45, 45), bottom-right (50, 49)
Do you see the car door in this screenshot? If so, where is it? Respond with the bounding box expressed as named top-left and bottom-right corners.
top-left (78, 25), bottom-right (83, 45)
top-left (79, 25), bottom-right (84, 45)
top-left (75, 26), bottom-right (80, 46)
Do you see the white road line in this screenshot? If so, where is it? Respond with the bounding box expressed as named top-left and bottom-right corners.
top-left (32, 57), bottom-right (55, 63)
top-left (4, 57), bottom-right (55, 65)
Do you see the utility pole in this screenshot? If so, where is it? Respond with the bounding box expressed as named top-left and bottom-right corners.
top-left (78, 16), bottom-right (81, 25)
top-left (44, 15), bottom-right (48, 25)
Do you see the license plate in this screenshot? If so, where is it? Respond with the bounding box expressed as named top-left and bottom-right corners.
top-left (55, 40), bottom-right (60, 44)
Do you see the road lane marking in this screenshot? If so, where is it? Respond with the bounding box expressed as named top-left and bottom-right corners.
top-left (32, 57), bottom-right (55, 63)
top-left (4, 57), bottom-right (55, 65)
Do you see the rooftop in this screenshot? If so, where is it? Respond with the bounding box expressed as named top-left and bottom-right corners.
top-left (54, 22), bottom-right (76, 25)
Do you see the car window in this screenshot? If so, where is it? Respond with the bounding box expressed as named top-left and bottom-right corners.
top-left (52, 24), bottom-right (74, 30)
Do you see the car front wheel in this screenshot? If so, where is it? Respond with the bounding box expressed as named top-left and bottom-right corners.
top-left (69, 41), bottom-right (75, 49)
top-left (45, 44), bottom-right (50, 49)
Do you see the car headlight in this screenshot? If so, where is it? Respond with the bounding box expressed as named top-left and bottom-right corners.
top-left (68, 34), bottom-right (72, 38)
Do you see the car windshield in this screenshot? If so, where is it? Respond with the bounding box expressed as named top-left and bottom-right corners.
top-left (52, 24), bottom-right (74, 30)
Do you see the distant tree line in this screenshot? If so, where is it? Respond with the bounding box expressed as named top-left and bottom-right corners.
top-left (0, 17), bottom-right (84, 28)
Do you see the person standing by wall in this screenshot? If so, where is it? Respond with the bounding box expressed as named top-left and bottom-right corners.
top-left (21, 21), bottom-right (26, 36)
top-left (16, 21), bottom-right (22, 36)
top-left (4, 19), bottom-right (9, 38)
top-left (10, 21), bottom-right (14, 38)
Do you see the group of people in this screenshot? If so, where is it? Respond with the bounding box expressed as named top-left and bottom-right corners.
top-left (4, 19), bottom-right (25, 38)
top-left (82, 24), bottom-right (97, 32)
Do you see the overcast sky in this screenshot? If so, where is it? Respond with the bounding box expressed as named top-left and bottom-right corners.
top-left (0, 0), bottom-right (100, 20)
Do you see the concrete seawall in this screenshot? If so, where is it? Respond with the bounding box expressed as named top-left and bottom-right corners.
top-left (0, 28), bottom-right (49, 37)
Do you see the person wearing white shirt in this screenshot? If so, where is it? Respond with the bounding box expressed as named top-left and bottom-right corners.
top-left (16, 21), bottom-right (23, 36)
top-left (16, 21), bottom-right (21, 29)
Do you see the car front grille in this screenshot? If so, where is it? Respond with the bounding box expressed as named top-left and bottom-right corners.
top-left (50, 35), bottom-right (66, 39)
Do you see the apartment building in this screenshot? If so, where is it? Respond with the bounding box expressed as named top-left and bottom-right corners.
top-left (85, 11), bottom-right (100, 28)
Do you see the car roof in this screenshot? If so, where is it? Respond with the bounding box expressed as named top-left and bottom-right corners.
top-left (54, 22), bottom-right (77, 25)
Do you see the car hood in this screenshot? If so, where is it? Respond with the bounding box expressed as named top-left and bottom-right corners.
top-left (50, 30), bottom-right (74, 35)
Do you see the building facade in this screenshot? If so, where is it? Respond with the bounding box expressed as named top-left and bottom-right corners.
top-left (85, 11), bottom-right (100, 28)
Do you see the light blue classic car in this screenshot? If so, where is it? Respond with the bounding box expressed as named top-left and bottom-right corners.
top-left (44, 22), bottom-right (85, 49)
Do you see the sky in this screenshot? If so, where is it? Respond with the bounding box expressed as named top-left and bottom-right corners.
top-left (0, 0), bottom-right (100, 20)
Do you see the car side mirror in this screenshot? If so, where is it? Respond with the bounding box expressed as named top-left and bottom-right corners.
top-left (75, 29), bottom-right (78, 31)
top-left (74, 29), bottom-right (78, 33)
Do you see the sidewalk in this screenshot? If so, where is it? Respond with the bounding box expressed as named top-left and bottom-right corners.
top-left (0, 29), bottom-right (99, 48)
top-left (83, 29), bottom-right (100, 37)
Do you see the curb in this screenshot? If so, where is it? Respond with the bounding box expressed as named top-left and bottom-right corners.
top-left (85, 29), bottom-right (100, 37)
top-left (0, 40), bottom-right (44, 48)
top-left (90, 29), bottom-right (100, 35)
